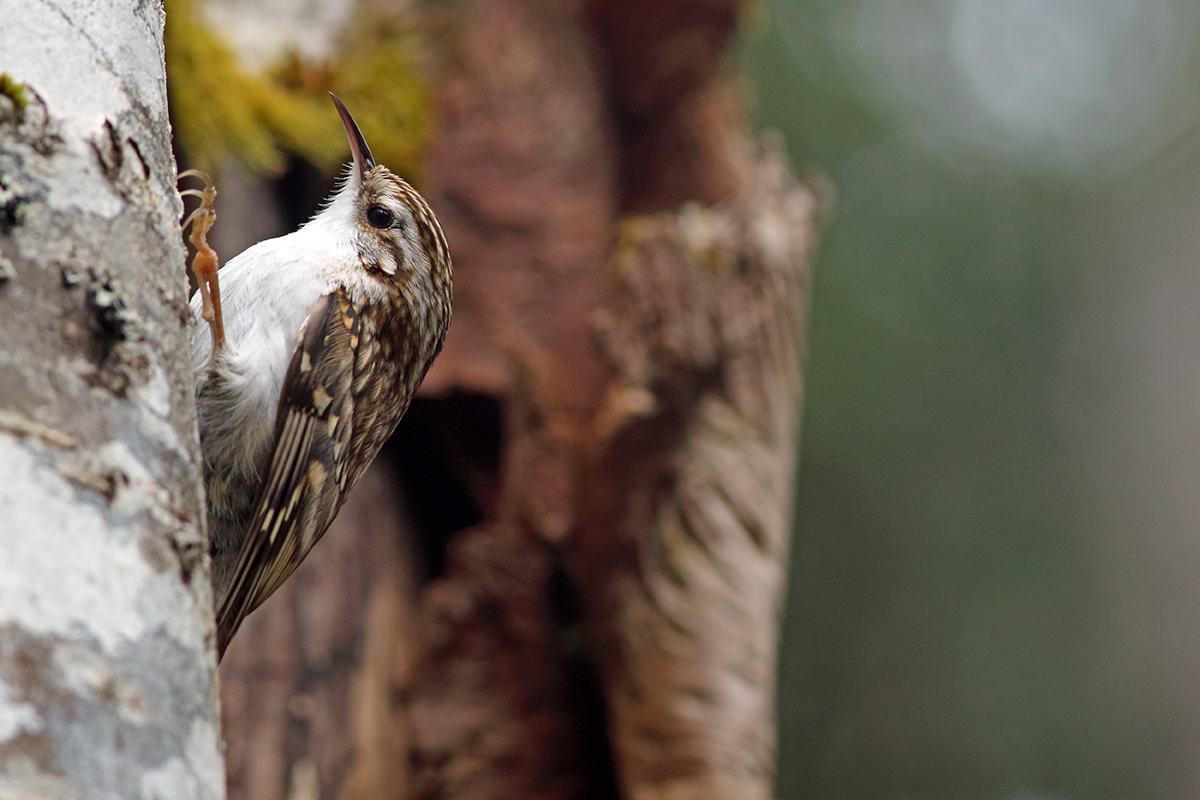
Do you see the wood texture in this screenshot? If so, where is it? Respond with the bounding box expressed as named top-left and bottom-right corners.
top-left (214, 0), bottom-right (815, 797)
top-left (221, 464), bottom-right (418, 800)
top-left (576, 149), bottom-right (812, 800)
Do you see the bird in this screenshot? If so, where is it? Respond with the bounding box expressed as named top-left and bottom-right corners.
top-left (186, 94), bottom-right (452, 660)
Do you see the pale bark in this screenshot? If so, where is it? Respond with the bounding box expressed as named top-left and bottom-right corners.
top-left (0, 2), bottom-right (222, 799)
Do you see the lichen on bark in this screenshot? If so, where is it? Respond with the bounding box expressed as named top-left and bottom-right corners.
top-left (0, 1), bottom-right (223, 797)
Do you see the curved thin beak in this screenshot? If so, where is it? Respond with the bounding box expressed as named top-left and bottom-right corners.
top-left (330, 93), bottom-right (375, 181)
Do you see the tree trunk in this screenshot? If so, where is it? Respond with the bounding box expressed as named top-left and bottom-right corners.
top-left (0, 3), bottom-right (223, 799)
top-left (205, 0), bottom-right (816, 798)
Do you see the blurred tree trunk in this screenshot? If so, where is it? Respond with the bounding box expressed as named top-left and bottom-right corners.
top-left (0, 2), bottom-right (222, 799)
top-left (214, 1), bottom-right (815, 799)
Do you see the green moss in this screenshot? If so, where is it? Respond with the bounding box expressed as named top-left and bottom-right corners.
top-left (321, 9), bottom-right (433, 184)
top-left (0, 74), bottom-right (27, 111)
top-left (165, 0), bottom-right (287, 174)
top-left (164, 0), bottom-right (433, 182)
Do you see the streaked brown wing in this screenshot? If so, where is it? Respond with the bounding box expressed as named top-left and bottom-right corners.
top-left (216, 287), bottom-right (361, 658)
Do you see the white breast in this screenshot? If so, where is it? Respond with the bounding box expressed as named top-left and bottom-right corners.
top-left (193, 235), bottom-right (330, 382)
top-left (191, 230), bottom-right (333, 481)
top-left (190, 188), bottom-right (396, 485)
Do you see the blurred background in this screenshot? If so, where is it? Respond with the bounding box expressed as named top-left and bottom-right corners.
top-left (166, 0), bottom-right (1200, 795)
top-left (744, 0), bottom-right (1200, 797)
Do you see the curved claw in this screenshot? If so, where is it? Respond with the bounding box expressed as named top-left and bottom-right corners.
top-left (177, 169), bottom-right (224, 363)
top-left (179, 168), bottom-right (214, 191)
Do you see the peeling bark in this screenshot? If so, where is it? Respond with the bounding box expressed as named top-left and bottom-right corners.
top-left (0, 2), bottom-right (222, 799)
top-left (576, 150), bottom-right (812, 800)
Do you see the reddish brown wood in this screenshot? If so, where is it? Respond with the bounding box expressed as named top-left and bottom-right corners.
top-left (586, 0), bottom-right (747, 210)
top-left (420, 0), bottom-right (617, 547)
top-left (214, 0), bottom-right (814, 798)
top-left (220, 465), bottom-right (418, 800)
top-left (407, 521), bottom-right (576, 800)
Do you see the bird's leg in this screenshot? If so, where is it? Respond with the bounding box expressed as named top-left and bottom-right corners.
top-left (178, 169), bottom-right (225, 365)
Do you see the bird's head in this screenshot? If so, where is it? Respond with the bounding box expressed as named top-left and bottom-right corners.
top-left (326, 94), bottom-right (452, 303)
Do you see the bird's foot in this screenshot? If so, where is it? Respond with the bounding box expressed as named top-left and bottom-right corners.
top-left (179, 169), bottom-right (224, 366)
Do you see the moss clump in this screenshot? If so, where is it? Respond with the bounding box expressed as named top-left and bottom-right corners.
top-left (272, 13), bottom-right (433, 185)
top-left (164, 0), bottom-right (432, 182)
top-left (0, 74), bottom-right (28, 111)
top-left (165, 0), bottom-right (286, 174)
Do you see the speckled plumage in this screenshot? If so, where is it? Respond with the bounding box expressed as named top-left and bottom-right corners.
top-left (191, 96), bottom-right (452, 658)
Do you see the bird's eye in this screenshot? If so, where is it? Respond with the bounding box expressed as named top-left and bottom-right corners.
top-left (366, 205), bottom-right (394, 229)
